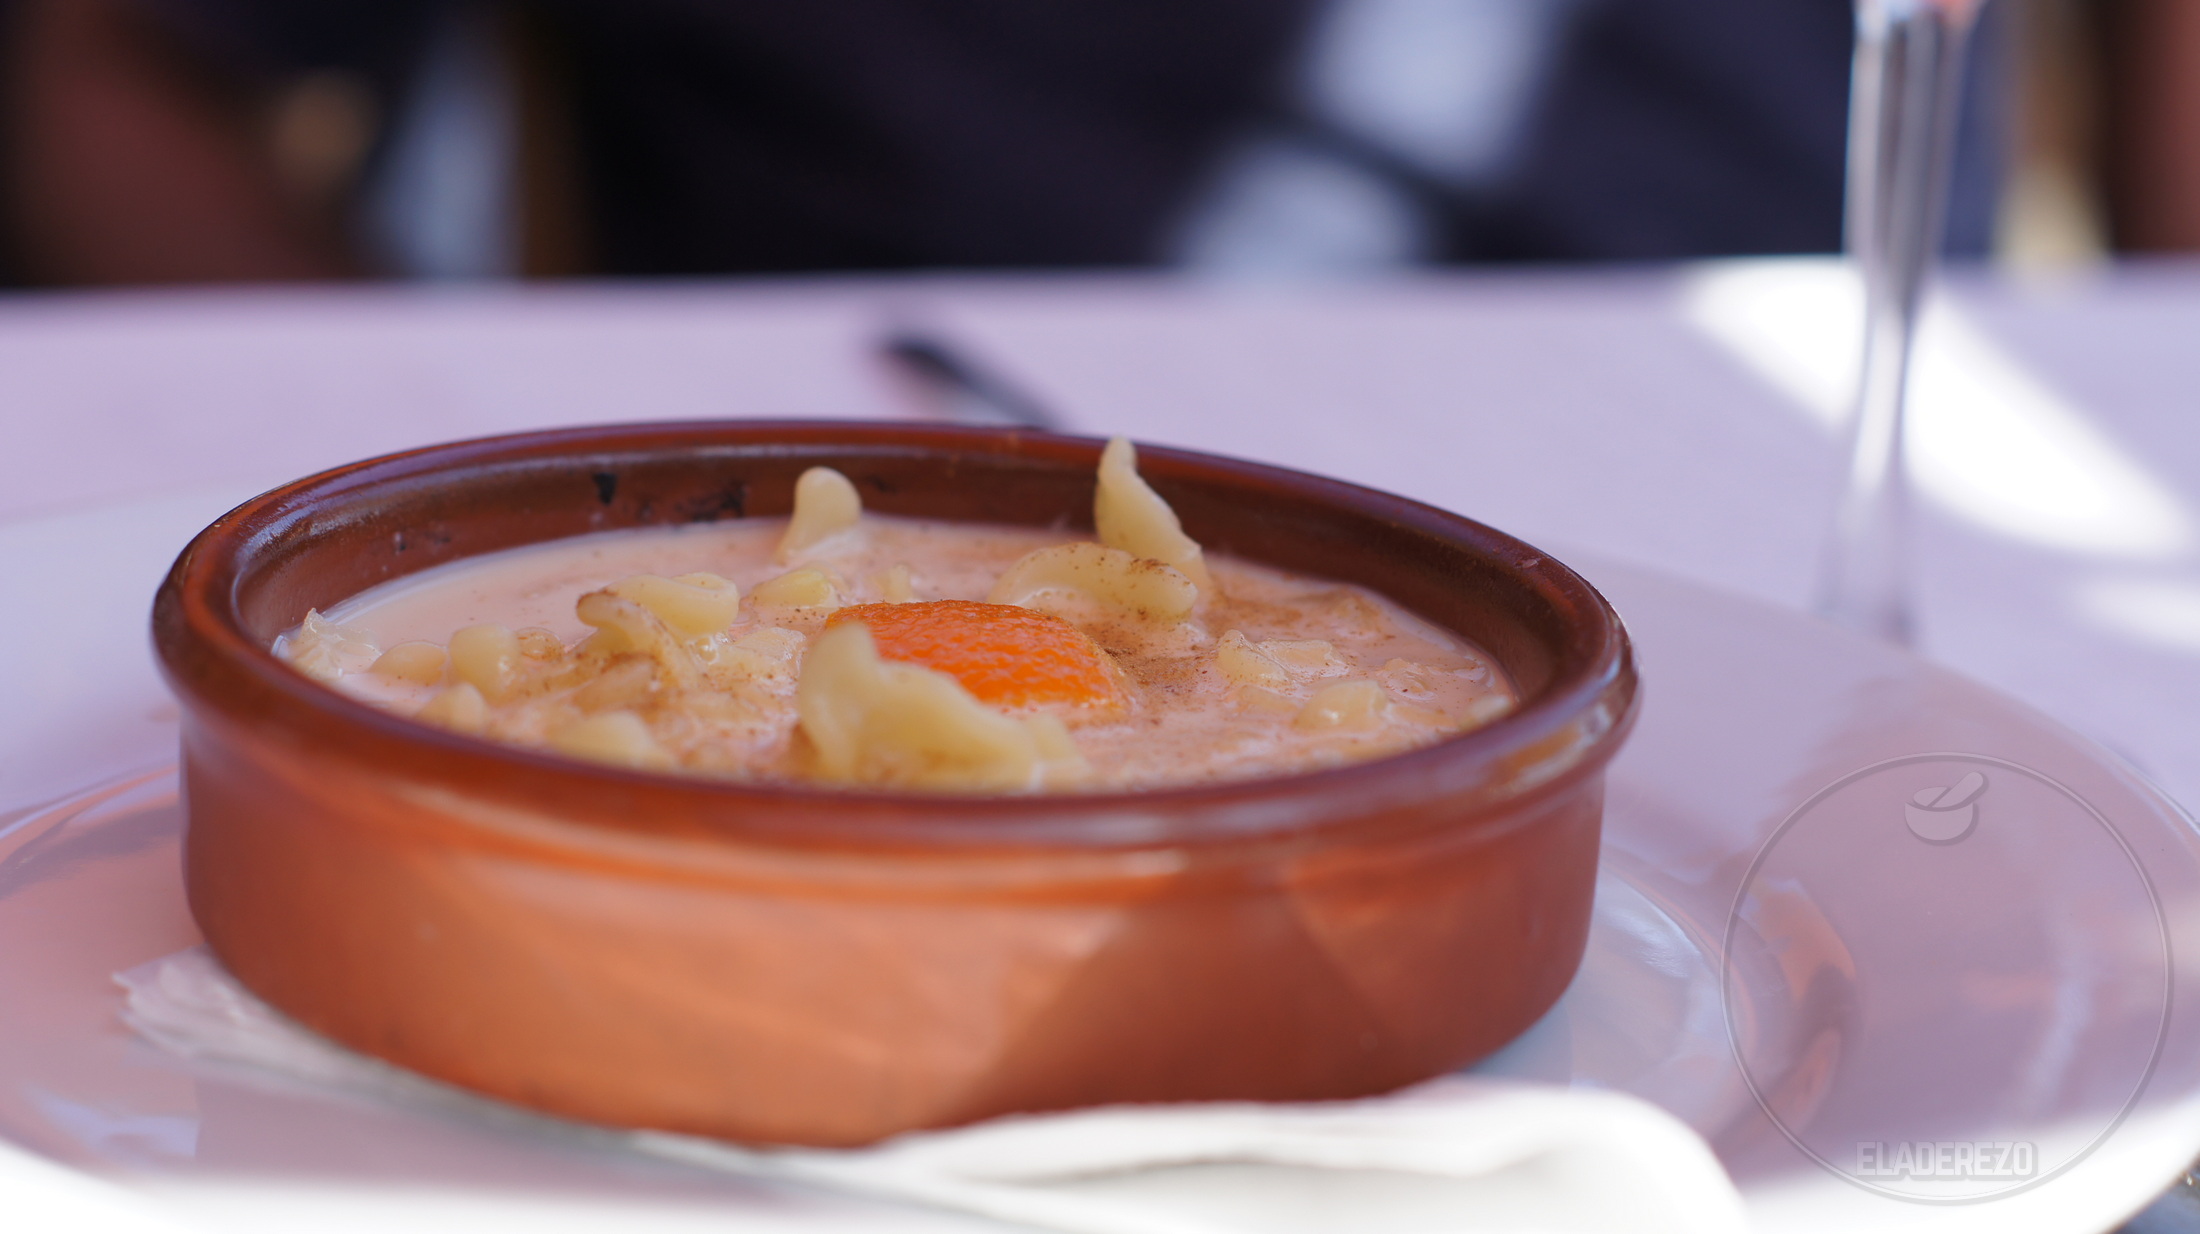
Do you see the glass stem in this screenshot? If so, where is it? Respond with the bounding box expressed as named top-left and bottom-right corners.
top-left (1817, 0), bottom-right (1980, 645)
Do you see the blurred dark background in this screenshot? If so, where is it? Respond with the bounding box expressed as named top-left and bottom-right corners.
top-left (0, 0), bottom-right (2184, 287)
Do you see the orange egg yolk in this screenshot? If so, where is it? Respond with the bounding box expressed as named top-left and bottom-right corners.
top-left (825, 600), bottom-right (1125, 715)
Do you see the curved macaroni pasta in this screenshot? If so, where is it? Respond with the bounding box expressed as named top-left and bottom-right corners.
top-left (609, 572), bottom-right (740, 636)
top-left (797, 622), bottom-right (1059, 791)
top-left (777, 466), bottom-right (863, 562)
top-left (987, 542), bottom-right (1197, 625)
top-left (1095, 437), bottom-right (1211, 591)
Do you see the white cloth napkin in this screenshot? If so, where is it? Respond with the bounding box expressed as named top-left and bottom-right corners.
top-left (116, 947), bottom-right (1745, 1234)
top-left (0, 1136), bottom-right (199, 1234)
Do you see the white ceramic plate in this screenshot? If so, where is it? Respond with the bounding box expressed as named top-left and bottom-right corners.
top-left (3, 495), bottom-right (2198, 1234)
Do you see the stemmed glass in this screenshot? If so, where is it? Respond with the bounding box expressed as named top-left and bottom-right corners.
top-left (1817, 0), bottom-right (1987, 645)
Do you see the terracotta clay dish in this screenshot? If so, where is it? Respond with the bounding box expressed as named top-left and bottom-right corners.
top-left (151, 421), bottom-right (1638, 1148)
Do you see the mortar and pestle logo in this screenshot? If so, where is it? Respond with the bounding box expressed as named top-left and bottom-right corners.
top-left (1905, 770), bottom-right (1987, 843)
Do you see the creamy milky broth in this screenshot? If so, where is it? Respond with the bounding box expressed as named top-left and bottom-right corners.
top-left (278, 444), bottom-right (1514, 792)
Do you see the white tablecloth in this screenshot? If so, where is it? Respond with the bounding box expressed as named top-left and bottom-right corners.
top-left (7, 261), bottom-right (2200, 813)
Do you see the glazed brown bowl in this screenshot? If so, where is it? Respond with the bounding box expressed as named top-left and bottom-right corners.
top-left (152, 421), bottom-right (1637, 1148)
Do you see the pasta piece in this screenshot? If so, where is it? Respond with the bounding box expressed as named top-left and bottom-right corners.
top-left (448, 624), bottom-right (523, 701)
top-left (576, 591), bottom-right (702, 689)
top-left (796, 621), bottom-right (1059, 791)
top-left (416, 682), bottom-right (487, 733)
top-left (1025, 714), bottom-right (1093, 788)
top-left (1259, 638), bottom-right (1351, 677)
top-left (873, 563), bottom-right (917, 603)
top-left (551, 711), bottom-right (673, 770)
top-left (369, 641), bottom-right (446, 685)
top-left (776, 466), bottom-right (862, 562)
top-left (1094, 437), bottom-right (1211, 591)
top-left (987, 543), bottom-right (1197, 625)
top-left (282, 610), bottom-right (379, 682)
top-left (749, 566), bottom-right (843, 611)
top-left (1461, 692), bottom-right (1515, 727)
top-left (1295, 679), bottom-right (1389, 730)
top-left (1213, 629), bottom-right (1290, 689)
top-left (1234, 685), bottom-right (1299, 716)
top-left (515, 627), bottom-right (565, 659)
top-left (1377, 657), bottom-right (1439, 701)
top-left (1390, 702), bottom-right (1455, 730)
top-left (572, 657), bottom-right (658, 712)
top-left (704, 627), bottom-right (808, 681)
top-left (609, 572), bottom-right (740, 636)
